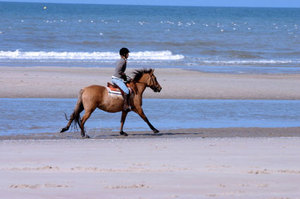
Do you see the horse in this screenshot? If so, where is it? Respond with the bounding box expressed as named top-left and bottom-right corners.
top-left (60, 68), bottom-right (162, 138)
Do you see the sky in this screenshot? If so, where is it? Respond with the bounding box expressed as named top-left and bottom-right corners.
top-left (0, 0), bottom-right (300, 8)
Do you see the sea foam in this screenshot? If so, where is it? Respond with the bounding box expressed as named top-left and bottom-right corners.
top-left (0, 50), bottom-right (184, 61)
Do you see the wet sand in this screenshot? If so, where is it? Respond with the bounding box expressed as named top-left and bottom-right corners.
top-left (1, 127), bottom-right (300, 140)
top-left (1, 66), bottom-right (300, 99)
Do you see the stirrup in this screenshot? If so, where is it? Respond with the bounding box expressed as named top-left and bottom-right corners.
top-left (123, 105), bottom-right (131, 112)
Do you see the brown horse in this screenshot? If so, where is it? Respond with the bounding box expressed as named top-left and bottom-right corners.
top-left (60, 68), bottom-right (162, 138)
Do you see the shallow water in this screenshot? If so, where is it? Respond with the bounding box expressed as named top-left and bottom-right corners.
top-left (0, 98), bottom-right (299, 135)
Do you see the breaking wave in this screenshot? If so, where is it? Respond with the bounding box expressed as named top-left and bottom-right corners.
top-left (0, 50), bottom-right (184, 61)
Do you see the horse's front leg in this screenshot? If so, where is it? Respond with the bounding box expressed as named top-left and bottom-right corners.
top-left (134, 108), bottom-right (159, 134)
top-left (120, 111), bottom-right (129, 136)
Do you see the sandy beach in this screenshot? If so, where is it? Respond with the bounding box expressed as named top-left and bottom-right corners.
top-left (1, 66), bottom-right (300, 198)
top-left (1, 66), bottom-right (300, 99)
top-left (1, 137), bottom-right (300, 199)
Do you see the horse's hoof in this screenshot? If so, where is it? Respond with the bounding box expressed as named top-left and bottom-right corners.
top-left (60, 127), bottom-right (68, 133)
top-left (153, 129), bottom-right (159, 134)
top-left (120, 131), bottom-right (128, 136)
top-left (81, 134), bottom-right (90, 139)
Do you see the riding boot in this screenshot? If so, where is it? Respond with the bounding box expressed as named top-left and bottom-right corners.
top-left (123, 93), bottom-right (131, 112)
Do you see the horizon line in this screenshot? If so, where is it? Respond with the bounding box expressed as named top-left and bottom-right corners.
top-left (0, 1), bottom-right (300, 9)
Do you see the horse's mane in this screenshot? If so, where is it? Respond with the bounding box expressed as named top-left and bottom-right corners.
top-left (132, 68), bottom-right (153, 82)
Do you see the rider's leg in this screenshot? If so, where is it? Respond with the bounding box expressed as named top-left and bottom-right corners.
top-left (122, 92), bottom-right (131, 111)
top-left (112, 78), bottom-right (131, 111)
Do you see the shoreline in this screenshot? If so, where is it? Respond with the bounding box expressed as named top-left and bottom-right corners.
top-left (1, 66), bottom-right (300, 99)
top-left (1, 127), bottom-right (300, 140)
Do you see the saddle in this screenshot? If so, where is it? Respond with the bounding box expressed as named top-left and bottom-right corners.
top-left (107, 82), bottom-right (132, 95)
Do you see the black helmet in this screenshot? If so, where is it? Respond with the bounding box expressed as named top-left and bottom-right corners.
top-left (119, 47), bottom-right (130, 56)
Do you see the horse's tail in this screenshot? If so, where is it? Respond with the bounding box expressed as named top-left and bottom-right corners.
top-left (60, 89), bottom-right (84, 133)
top-left (72, 89), bottom-right (84, 128)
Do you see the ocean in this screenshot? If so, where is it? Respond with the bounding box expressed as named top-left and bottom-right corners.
top-left (0, 2), bottom-right (300, 74)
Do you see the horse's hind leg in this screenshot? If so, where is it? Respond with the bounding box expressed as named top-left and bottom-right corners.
top-left (60, 93), bottom-right (84, 133)
top-left (80, 109), bottom-right (94, 138)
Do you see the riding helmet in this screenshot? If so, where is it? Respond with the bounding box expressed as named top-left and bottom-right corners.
top-left (119, 47), bottom-right (130, 56)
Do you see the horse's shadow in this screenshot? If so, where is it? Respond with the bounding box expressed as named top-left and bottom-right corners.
top-left (93, 131), bottom-right (204, 139)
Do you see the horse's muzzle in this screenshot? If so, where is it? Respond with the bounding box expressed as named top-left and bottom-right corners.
top-left (154, 86), bottom-right (162, 92)
top-left (151, 84), bottom-right (162, 93)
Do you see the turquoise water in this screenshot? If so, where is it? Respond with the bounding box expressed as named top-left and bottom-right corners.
top-left (0, 98), bottom-right (299, 135)
top-left (0, 2), bottom-right (300, 73)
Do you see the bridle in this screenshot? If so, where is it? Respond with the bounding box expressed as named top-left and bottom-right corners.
top-left (147, 74), bottom-right (160, 91)
top-left (133, 72), bottom-right (160, 92)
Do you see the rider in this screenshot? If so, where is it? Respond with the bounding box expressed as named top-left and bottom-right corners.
top-left (112, 47), bottom-right (131, 111)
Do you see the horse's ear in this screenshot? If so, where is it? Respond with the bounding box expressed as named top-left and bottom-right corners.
top-left (150, 69), bottom-right (155, 75)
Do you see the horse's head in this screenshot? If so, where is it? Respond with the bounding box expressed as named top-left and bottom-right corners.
top-left (147, 69), bottom-right (162, 92)
top-left (133, 69), bottom-right (162, 92)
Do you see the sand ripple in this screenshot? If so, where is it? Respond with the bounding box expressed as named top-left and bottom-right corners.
top-left (10, 183), bottom-right (69, 189)
top-left (2, 165), bottom-right (190, 173)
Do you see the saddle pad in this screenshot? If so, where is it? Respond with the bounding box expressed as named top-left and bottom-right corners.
top-left (107, 87), bottom-right (122, 95)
